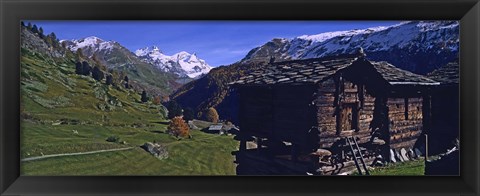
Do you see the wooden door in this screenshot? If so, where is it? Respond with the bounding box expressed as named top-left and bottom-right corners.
top-left (341, 106), bottom-right (353, 131)
top-left (341, 103), bottom-right (358, 132)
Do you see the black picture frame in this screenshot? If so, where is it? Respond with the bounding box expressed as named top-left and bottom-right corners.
top-left (1, 0), bottom-right (479, 195)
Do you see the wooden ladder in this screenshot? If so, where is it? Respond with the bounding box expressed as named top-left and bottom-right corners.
top-left (346, 136), bottom-right (370, 175)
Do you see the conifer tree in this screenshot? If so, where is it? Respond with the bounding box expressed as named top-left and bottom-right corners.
top-left (124, 75), bottom-right (129, 88)
top-left (32, 25), bottom-right (39, 34)
top-left (141, 90), bottom-right (148, 103)
top-left (75, 62), bottom-right (83, 74)
top-left (92, 66), bottom-right (104, 81)
top-left (45, 36), bottom-right (53, 47)
top-left (183, 107), bottom-right (195, 122)
top-left (165, 101), bottom-right (183, 119)
top-left (106, 74), bottom-right (113, 85)
top-left (82, 61), bottom-right (92, 76)
top-left (50, 32), bottom-right (57, 40)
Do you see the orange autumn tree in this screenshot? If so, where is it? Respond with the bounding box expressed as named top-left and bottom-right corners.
top-left (152, 96), bottom-right (162, 105)
top-left (167, 116), bottom-right (190, 138)
top-left (205, 107), bottom-right (219, 123)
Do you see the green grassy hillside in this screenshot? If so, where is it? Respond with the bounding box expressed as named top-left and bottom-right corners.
top-left (20, 27), bottom-right (239, 175)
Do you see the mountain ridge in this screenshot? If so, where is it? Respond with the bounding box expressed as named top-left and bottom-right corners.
top-left (241, 21), bottom-right (459, 74)
top-left (62, 37), bottom-right (213, 79)
top-left (61, 36), bottom-right (180, 96)
top-left (135, 46), bottom-right (213, 79)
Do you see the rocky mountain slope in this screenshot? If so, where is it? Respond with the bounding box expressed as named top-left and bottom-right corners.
top-left (61, 37), bottom-right (180, 96)
top-left (135, 46), bottom-right (213, 79)
top-left (242, 21), bottom-right (459, 74)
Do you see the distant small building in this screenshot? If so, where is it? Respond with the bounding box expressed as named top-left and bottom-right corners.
top-left (207, 123), bottom-right (240, 134)
top-left (208, 123), bottom-right (224, 134)
top-left (427, 61), bottom-right (459, 155)
top-left (188, 120), bottom-right (199, 130)
top-left (230, 53), bottom-right (439, 175)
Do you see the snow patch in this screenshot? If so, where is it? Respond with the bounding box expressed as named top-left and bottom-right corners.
top-left (135, 46), bottom-right (213, 78)
top-left (66, 36), bottom-right (116, 52)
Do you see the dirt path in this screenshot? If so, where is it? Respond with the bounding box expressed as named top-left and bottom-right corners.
top-left (21, 147), bottom-right (135, 162)
top-left (22, 134), bottom-right (225, 162)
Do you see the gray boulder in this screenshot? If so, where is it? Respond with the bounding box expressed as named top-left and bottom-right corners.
top-left (142, 142), bottom-right (169, 160)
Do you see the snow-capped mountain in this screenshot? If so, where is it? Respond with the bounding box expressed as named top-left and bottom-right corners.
top-left (60, 36), bottom-right (140, 69)
top-left (61, 35), bottom-right (212, 82)
top-left (61, 36), bottom-right (121, 57)
top-left (135, 46), bottom-right (213, 78)
top-left (61, 36), bottom-right (182, 96)
top-left (242, 21), bottom-right (459, 74)
top-left (64, 36), bottom-right (116, 52)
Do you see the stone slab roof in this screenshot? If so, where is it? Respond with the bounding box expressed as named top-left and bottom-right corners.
top-left (230, 54), bottom-right (439, 87)
top-left (370, 61), bottom-right (440, 86)
top-left (230, 54), bottom-right (359, 86)
top-left (427, 61), bottom-right (459, 85)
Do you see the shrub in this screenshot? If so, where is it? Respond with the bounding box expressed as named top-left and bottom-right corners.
top-left (141, 90), bottom-right (148, 103)
top-left (205, 107), bottom-right (219, 123)
top-left (183, 107), bottom-right (195, 122)
top-left (165, 100), bottom-right (183, 119)
top-left (106, 135), bottom-right (120, 143)
top-left (167, 117), bottom-right (190, 138)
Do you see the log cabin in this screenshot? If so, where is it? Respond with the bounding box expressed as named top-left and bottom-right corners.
top-left (426, 61), bottom-right (459, 155)
top-left (229, 52), bottom-right (439, 175)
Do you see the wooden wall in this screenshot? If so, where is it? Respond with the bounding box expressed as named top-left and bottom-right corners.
top-left (238, 80), bottom-right (426, 153)
top-left (387, 97), bottom-right (423, 150)
top-left (316, 78), bottom-right (376, 148)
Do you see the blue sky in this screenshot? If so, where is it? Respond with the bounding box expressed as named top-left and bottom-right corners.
top-left (28, 21), bottom-right (401, 67)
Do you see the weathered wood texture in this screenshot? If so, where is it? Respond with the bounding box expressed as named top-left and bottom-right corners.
top-left (388, 97), bottom-right (423, 149)
top-left (317, 78), bottom-right (375, 148)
